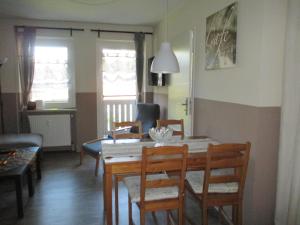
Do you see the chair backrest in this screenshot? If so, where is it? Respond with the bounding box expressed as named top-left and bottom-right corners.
top-left (156, 119), bottom-right (184, 139)
top-left (203, 142), bottom-right (251, 197)
top-left (140, 145), bottom-right (188, 205)
top-left (112, 121), bottom-right (143, 139)
top-left (135, 103), bottom-right (160, 134)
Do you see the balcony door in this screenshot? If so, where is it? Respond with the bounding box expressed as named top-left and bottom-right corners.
top-left (97, 40), bottom-right (137, 136)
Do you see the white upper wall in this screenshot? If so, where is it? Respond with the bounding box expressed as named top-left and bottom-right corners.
top-left (0, 18), bottom-right (153, 93)
top-left (154, 0), bottom-right (287, 107)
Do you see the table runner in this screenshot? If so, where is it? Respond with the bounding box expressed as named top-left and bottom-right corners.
top-left (101, 137), bottom-right (219, 158)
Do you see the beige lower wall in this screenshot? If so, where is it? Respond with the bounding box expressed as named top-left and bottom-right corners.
top-left (76, 92), bottom-right (97, 150)
top-left (2, 93), bottom-right (19, 134)
top-left (194, 98), bottom-right (280, 225)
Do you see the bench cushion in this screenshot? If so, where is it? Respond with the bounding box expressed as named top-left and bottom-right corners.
top-left (186, 170), bottom-right (238, 194)
top-left (82, 140), bottom-right (102, 157)
top-left (0, 133), bottom-right (42, 151)
top-left (124, 174), bottom-right (178, 203)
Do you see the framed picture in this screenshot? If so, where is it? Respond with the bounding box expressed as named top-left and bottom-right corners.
top-left (205, 2), bottom-right (237, 70)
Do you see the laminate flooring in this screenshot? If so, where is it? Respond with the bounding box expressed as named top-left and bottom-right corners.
top-left (0, 151), bottom-right (222, 225)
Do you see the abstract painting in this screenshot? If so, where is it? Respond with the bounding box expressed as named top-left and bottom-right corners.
top-left (205, 2), bottom-right (237, 70)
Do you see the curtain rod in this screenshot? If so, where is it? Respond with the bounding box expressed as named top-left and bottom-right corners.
top-left (90, 29), bottom-right (153, 37)
top-left (15, 25), bottom-right (85, 36)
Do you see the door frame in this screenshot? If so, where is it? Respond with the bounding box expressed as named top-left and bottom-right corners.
top-left (168, 29), bottom-right (196, 136)
top-left (96, 39), bottom-right (136, 137)
top-left (189, 29), bottom-right (196, 136)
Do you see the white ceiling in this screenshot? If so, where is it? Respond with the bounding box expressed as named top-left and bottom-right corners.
top-left (0, 0), bottom-right (185, 25)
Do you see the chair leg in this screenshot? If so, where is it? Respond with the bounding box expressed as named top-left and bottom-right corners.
top-left (95, 156), bottom-right (100, 176)
top-left (140, 208), bottom-right (145, 225)
top-left (202, 202), bottom-right (208, 225)
top-left (115, 176), bottom-right (119, 225)
top-left (219, 207), bottom-right (225, 225)
top-left (151, 212), bottom-right (159, 225)
top-left (80, 149), bottom-right (85, 165)
top-left (232, 205), bottom-right (237, 225)
top-left (178, 207), bottom-right (184, 225)
top-left (128, 195), bottom-right (133, 225)
top-left (166, 211), bottom-right (171, 225)
top-left (237, 202), bottom-right (243, 225)
top-left (178, 195), bottom-right (185, 225)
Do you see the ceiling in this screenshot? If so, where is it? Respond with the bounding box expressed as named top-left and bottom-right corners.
top-left (0, 0), bottom-right (185, 26)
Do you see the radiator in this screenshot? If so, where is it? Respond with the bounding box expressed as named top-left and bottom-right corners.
top-left (29, 114), bottom-right (71, 148)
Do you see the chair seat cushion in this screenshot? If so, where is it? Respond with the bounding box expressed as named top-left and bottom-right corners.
top-left (124, 174), bottom-right (178, 203)
top-left (82, 140), bottom-right (102, 156)
top-left (186, 170), bottom-right (238, 194)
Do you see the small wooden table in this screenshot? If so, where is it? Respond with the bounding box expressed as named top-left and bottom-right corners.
top-left (102, 137), bottom-right (215, 225)
top-left (0, 147), bottom-right (41, 218)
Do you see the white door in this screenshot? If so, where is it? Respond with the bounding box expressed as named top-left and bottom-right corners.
top-left (168, 30), bottom-right (194, 136)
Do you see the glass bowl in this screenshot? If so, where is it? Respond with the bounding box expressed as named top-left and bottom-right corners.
top-left (148, 127), bottom-right (173, 144)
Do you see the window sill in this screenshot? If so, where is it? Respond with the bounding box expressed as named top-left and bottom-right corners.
top-left (27, 108), bottom-right (77, 115)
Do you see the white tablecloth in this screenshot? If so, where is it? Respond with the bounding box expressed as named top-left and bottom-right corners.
top-left (101, 137), bottom-right (219, 158)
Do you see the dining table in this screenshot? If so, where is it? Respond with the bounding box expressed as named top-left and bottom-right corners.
top-left (101, 136), bottom-right (219, 225)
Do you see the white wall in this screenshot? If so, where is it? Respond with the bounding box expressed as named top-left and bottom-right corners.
top-left (153, 0), bottom-right (287, 107)
top-left (0, 18), bottom-right (153, 94)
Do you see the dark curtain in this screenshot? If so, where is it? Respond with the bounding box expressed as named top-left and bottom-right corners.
top-left (15, 27), bottom-right (36, 133)
top-left (134, 33), bottom-right (145, 103)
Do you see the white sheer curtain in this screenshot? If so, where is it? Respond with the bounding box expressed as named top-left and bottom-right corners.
top-left (275, 0), bottom-right (300, 224)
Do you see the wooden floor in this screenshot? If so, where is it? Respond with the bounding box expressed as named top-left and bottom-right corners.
top-left (0, 151), bottom-right (222, 225)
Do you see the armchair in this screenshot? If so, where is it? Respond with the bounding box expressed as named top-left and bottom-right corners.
top-left (135, 103), bottom-right (160, 135)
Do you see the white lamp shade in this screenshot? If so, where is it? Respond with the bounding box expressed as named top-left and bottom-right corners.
top-left (150, 42), bottom-right (180, 73)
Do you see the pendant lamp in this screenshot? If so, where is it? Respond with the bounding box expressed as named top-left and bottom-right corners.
top-left (151, 0), bottom-right (179, 74)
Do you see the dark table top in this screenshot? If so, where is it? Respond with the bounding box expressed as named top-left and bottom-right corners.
top-left (0, 146), bottom-right (39, 179)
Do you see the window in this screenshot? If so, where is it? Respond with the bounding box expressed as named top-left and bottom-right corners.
top-left (100, 46), bottom-right (137, 132)
top-left (31, 38), bottom-right (75, 108)
top-left (102, 48), bottom-right (136, 100)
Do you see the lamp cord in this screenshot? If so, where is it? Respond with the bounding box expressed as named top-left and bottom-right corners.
top-left (165, 0), bottom-right (168, 42)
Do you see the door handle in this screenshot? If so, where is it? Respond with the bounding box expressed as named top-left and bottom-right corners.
top-left (182, 98), bottom-right (188, 116)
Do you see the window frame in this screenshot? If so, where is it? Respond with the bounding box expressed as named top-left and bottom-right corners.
top-left (101, 47), bottom-right (137, 100)
top-left (32, 37), bottom-right (75, 109)
top-left (97, 39), bottom-right (138, 136)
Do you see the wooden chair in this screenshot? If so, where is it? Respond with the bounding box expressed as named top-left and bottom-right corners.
top-left (124, 145), bottom-right (188, 225)
top-left (185, 142), bottom-right (251, 225)
top-left (112, 120), bottom-right (144, 224)
top-left (157, 119), bottom-right (184, 139)
top-left (112, 121), bottom-right (144, 140)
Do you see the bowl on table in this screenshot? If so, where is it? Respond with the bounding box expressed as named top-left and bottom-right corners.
top-left (148, 127), bottom-right (173, 144)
